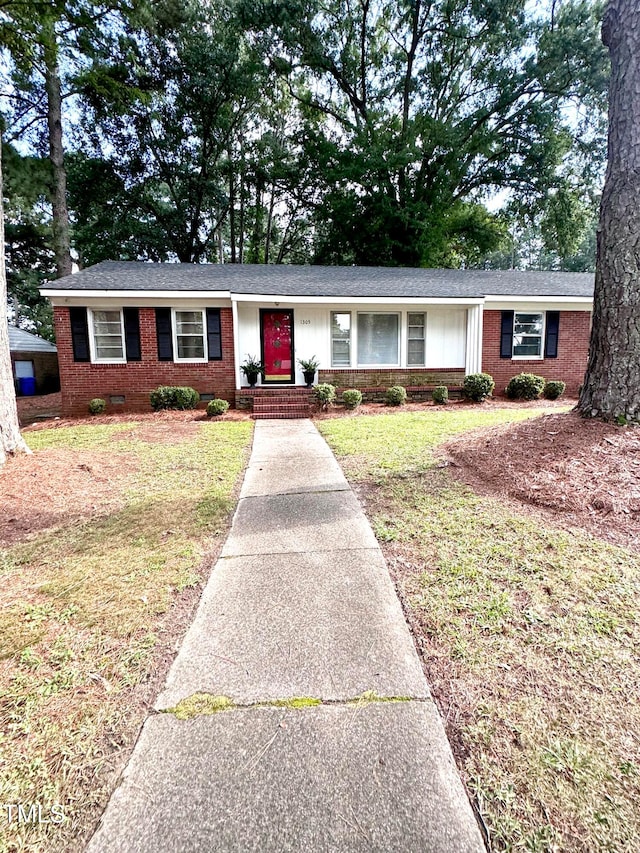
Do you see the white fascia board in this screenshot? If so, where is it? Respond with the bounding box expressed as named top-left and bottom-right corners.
top-left (484, 295), bottom-right (593, 306)
top-left (43, 290), bottom-right (231, 306)
top-left (231, 293), bottom-right (485, 306)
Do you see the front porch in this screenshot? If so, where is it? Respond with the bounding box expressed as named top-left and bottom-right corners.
top-left (235, 368), bottom-right (466, 417)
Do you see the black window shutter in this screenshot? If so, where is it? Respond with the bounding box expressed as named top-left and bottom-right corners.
top-left (500, 310), bottom-right (514, 359)
top-left (544, 311), bottom-right (560, 359)
top-left (123, 308), bottom-right (141, 361)
top-left (206, 308), bottom-right (222, 360)
top-left (155, 308), bottom-right (173, 361)
top-left (70, 307), bottom-right (90, 362)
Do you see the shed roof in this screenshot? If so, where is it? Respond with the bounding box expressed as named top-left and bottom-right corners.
top-left (8, 325), bottom-right (58, 353)
top-left (42, 260), bottom-right (595, 300)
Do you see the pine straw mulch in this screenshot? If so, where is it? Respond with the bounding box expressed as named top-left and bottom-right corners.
top-left (3, 409), bottom-right (252, 549)
top-left (0, 450), bottom-right (133, 547)
top-left (16, 391), bottom-right (62, 425)
top-left (440, 409), bottom-right (640, 552)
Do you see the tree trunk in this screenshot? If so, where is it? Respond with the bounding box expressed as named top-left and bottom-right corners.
top-left (264, 184), bottom-right (276, 265)
top-left (238, 152), bottom-right (245, 264)
top-left (217, 226), bottom-right (224, 263)
top-left (579, 0), bottom-right (640, 421)
top-left (0, 139), bottom-right (32, 465)
top-left (229, 154), bottom-right (236, 263)
top-left (42, 21), bottom-right (73, 279)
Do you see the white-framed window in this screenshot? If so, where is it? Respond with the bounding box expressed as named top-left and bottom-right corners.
top-left (173, 309), bottom-right (207, 361)
top-left (14, 360), bottom-right (35, 379)
top-left (357, 312), bottom-right (400, 366)
top-left (407, 312), bottom-right (426, 366)
top-left (331, 312), bottom-right (351, 367)
top-left (513, 312), bottom-right (544, 358)
top-left (89, 309), bottom-right (126, 363)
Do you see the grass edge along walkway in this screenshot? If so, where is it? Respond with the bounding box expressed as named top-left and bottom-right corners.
top-left (318, 407), bottom-right (640, 853)
top-left (0, 418), bottom-right (253, 853)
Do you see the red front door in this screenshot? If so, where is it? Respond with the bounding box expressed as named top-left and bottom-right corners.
top-left (260, 309), bottom-right (294, 383)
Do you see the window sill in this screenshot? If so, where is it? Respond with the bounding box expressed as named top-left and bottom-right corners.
top-left (512, 356), bottom-right (544, 361)
top-left (357, 364), bottom-right (401, 369)
top-left (174, 358), bottom-right (208, 364)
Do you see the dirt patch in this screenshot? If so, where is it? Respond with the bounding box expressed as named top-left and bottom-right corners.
top-left (16, 391), bottom-right (62, 426)
top-left (22, 406), bottom-right (252, 434)
top-left (5, 409), bottom-right (253, 546)
top-left (441, 409), bottom-right (640, 551)
top-left (0, 449), bottom-right (133, 546)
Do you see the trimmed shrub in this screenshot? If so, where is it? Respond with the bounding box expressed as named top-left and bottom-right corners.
top-left (432, 386), bottom-right (449, 405)
top-left (342, 389), bottom-right (363, 410)
top-left (385, 385), bottom-right (407, 406)
top-left (543, 380), bottom-right (566, 400)
top-left (206, 399), bottom-right (230, 417)
top-left (150, 385), bottom-right (200, 411)
top-left (463, 373), bottom-right (495, 402)
top-left (313, 383), bottom-right (336, 410)
top-left (506, 372), bottom-right (545, 401)
top-left (88, 398), bottom-right (106, 415)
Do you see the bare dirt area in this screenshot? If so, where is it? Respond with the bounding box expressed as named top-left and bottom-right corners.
top-left (441, 408), bottom-right (640, 552)
top-left (0, 449), bottom-right (133, 546)
top-left (16, 391), bottom-right (62, 425)
top-left (21, 404), bottom-right (252, 433)
top-left (4, 408), bottom-right (251, 547)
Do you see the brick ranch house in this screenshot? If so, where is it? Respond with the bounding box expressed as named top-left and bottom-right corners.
top-left (41, 262), bottom-right (594, 417)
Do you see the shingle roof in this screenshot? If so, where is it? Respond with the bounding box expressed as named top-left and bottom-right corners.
top-left (8, 325), bottom-right (58, 353)
top-left (42, 260), bottom-right (594, 299)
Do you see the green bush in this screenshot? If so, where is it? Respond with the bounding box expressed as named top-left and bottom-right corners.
top-left (385, 385), bottom-right (407, 406)
top-left (150, 386), bottom-right (200, 411)
top-left (506, 372), bottom-right (545, 401)
top-left (432, 386), bottom-right (449, 405)
top-left (88, 398), bottom-right (106, 415)
top-left (206, 399), bottom-right (230, 417)
top-left (342, 389), bottom-right (363, 409)
top-left (463, 373), bottom-right (495, 402)
top-left (543, 380), bottom-right (566, 400)
top-left (313, 383), bottom-right (336, 410)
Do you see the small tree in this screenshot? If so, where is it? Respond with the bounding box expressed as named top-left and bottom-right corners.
top-left (0, 138), bottom-right (31, 464)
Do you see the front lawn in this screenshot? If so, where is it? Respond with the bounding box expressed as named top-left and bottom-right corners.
top-left (319, 408), bottom-right (640, 853)
top-left (0, 416), bottom-right (252, 852)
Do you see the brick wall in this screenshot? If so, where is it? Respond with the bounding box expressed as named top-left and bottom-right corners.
top-left (319, 368), bottom-right (465, 387)
top-left (482, 309), bottom-right (591, 396)
top-left (11, 352), bottom-right (60, 394)
top-left (54, 306), bottom-right (236, 416)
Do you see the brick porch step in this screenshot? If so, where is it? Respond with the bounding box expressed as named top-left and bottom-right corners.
top-left (251, 392), bottom-right (312, 420)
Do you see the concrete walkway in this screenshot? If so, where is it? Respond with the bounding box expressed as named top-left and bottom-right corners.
top-left (87, 420), bottom-right (484, 852)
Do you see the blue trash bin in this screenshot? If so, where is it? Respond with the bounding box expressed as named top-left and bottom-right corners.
top-left (19, 377), bottom-right (37, 396)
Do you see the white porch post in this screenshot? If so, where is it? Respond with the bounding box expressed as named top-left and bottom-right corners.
top-left (231, 297), bottom-right (242, 390)
top-left (465, 304), bottom-right (484, 375)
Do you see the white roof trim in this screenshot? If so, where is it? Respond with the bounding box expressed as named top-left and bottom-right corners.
top-left (42, 289), bottom-right (593, 306)
top-left (231, 294), bottom-right (485, 306)
top-left (41, 289), bottom-right (232, 299)
top-left (484, 294), bottom-right (593, 304)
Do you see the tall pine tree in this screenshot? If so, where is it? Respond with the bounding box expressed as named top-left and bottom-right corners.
top-left (579, 0), bottom-right (640, 420)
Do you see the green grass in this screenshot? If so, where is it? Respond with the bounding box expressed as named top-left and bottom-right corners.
top-left (318, 407), bottom-right (640, 853)
top-left (0, 419), bottom-right (252, 853)
top-left (319, 407), bottom-right (562, 479)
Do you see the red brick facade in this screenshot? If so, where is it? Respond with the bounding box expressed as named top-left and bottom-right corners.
top-left (54, 304), bottom-right (592, 415)
top-left (318, 368), bottom-right (465, 387)
top-left (54, 306), bottom-right (236, 416)
top-left (482, 309), bottom-right (591, 396)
